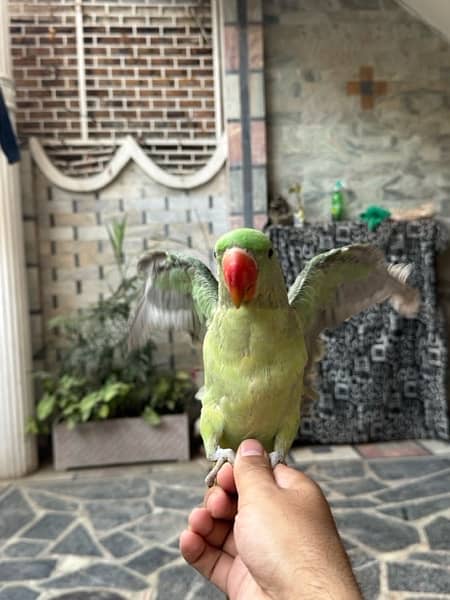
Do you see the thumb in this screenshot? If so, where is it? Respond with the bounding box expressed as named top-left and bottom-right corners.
top-left (234, 439), bottom-right (276, 505)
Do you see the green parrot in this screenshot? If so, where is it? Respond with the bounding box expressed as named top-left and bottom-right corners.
top-left (128, 228), bottom-right (420, 486)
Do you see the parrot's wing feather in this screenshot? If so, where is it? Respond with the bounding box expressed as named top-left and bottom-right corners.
top-left (128, 251), bottom-right (218, 350)
top-left (289, 244), bottom-right (420, 344)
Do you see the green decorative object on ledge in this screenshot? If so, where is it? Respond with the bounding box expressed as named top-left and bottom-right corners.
top-left (331, 180), bottom-right (346, 221)
top-left (360, 205), bottom-right (392, 231)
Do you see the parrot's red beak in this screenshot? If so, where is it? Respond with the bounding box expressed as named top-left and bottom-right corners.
top-left (222, 248), bottom-right (258, 308)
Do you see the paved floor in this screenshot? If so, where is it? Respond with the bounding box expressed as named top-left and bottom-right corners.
top-left (0, 439), bottom-right (449, 600)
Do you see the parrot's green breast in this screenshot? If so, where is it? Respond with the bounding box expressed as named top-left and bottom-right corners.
top-left (201, 306), bottom-right (307, 452)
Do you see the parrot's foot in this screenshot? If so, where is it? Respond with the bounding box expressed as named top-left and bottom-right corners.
top-left (269, 451), bottom-right (286, 469)
top-left (205, 448), bottom-right (236, 487)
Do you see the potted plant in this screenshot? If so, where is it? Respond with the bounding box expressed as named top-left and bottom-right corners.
top-left (27, 218), bottom-right (196, 470)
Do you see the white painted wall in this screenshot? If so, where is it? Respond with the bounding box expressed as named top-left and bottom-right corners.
top-left (398, 0), bottom-right (450, 41)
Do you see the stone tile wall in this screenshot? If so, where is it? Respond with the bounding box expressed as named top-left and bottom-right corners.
top-left (263, 0), bottom-right (450, 221)
top-left (22, 155), bottom-right (229, 371)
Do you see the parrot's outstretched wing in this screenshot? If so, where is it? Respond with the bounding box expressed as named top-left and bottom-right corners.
top-left (288, 244), bottom-right (420, 345)
top-left (128, 251), bottom-right (218, 350)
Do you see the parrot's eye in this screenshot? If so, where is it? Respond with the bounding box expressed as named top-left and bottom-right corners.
top-left (213, 250), bottom-right (217, 259)
top-left (268, 248), bottom-right (274, 258)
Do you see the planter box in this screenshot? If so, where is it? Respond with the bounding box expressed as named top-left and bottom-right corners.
top-left (52, 414), bottom-right (190, 470)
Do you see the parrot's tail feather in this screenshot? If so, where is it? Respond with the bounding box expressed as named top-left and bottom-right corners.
top-left (387, 262), bottom-right (421, 318)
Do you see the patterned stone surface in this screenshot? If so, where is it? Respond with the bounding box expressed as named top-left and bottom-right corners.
top-left (0, 560), bottom-right (56, 581)
top-left (3, 541), bottom-right (47, 558)
top-left (85, 500), bottom-right (151, 531)
top-left (21, 514), bottom-right (75, 541)
top-left (0, 490), bottom-right (35, 539)
top-left (99, 532), bottom-right (143, 559)
top-left (425, 517), bottom-right (450, 551)
top-left (388, 562), bottom-right (450, 594)
top-left (125, 546), bottom-right (179, 576)
top-left (0, 447), bottom-right (448, 598)
top-left (0, 587), bottom-right (39, 600)
top-left (41, 564), bottom-right (148, 591)
top-left (334, 511), bottom-right (420, 552)
top-left (264, 0), bottom-right (450, 223)
top-left (49, 525), bottom-right (103, 557)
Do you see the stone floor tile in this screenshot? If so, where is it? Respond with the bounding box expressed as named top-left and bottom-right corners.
top-left (48, 592), bottom-right (127, 600)
top-left (0, 559), bottom-right (57, 581)
top-left (155, 564), bottom-right (210, 600)
top-left (0, 489), bottom-right (35, 540)
top-left (404, 597), bottom-right (450, 600)
top-left (127, 511), bottom-right (187, 545)
top-left (3, 540), bottom-right (47, 558)
top-left (334, 511), bottom-right (419, 552)
top-left (50, 524), bottom-right (103, 557)
top-left (409, 552), bottom-right (450, 567)
top-left (369, 456), bottom-right (450, 480)
top-left (346, 547), bottom-right (376, 569)
top-left (327, 477), bottom-right (386, 497)
top-left (30, 478), bottom-right (150, 500)
top-left (425, 516), bottom-right (450, 551)
top-left (418, 439), bottom-right (450, 455)
top-left (41, 563), bottom-right (149, 591)
top-left (353, 561), bottom-right (380, 600)
top-left (311, 459), bottom-right (365, 479)
top-left (86, 501), bottom-right (152, 532)
top-left (375, 468), bottom-right (450, 503)
top-left (387, 561), bottom-right (450, 594)
top-left (330, 498), bottom-right (379, 509)
top-left (0, 586), bottom-right (39, 600)
top-left (378, 494), bottom-right (450, 521)
top-left (27, 490), bottom-right (79, 512)
top-left (100, 532), bottom-right (143, 559)
top-left (21, 513), bottom-right (74, 541)
top-left (153, 485), bottom-right (203, 510)
top-left (126, 546), bottom-right (179, 576)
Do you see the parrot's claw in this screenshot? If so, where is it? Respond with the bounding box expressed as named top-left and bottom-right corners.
top-left (205, 448), bottom-right (236, 487)
top-left (269, 451), bottom-right (286, 469)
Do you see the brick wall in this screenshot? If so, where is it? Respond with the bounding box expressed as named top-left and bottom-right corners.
top-left (9, 0), bottom-right (217, 175)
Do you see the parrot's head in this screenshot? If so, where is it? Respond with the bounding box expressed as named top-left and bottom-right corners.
top-left (214, 228), bottom-right (285, 309)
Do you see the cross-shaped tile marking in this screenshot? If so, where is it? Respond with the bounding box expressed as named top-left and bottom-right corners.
top-left (347, 66), bottom-right (388, 110)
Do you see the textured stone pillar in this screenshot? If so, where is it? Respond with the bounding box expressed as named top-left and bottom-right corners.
top-left (221, 0), bottom-right (268, 229)
top-left (0, 3), bottom-right (37, 478)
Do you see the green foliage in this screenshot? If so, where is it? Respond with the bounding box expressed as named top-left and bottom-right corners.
top-left (27, 217), bottom-right (196, 435)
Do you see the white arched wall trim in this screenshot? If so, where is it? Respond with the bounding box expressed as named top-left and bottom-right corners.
top-left (29, 135), bottom-right (228, 192)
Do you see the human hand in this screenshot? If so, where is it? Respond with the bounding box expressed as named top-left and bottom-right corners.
top-left (180, 439), bottom-right (362, 600)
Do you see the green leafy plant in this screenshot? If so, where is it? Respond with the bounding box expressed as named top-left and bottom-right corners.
top-left (27, 216), bottom-right (196, 434)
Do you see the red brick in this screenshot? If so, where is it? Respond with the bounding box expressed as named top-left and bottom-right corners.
top-left (10, 0), bottom-right (216, 172)
top-left (228, 122), bottom-right (242, 167)
top-left (248, 25), bottom-right (263, 70)
top-left (251, 120), bottom-right (266, 165)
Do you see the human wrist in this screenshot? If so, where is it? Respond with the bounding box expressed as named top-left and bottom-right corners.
top-left (274, 565), bottom-right (362, 600)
